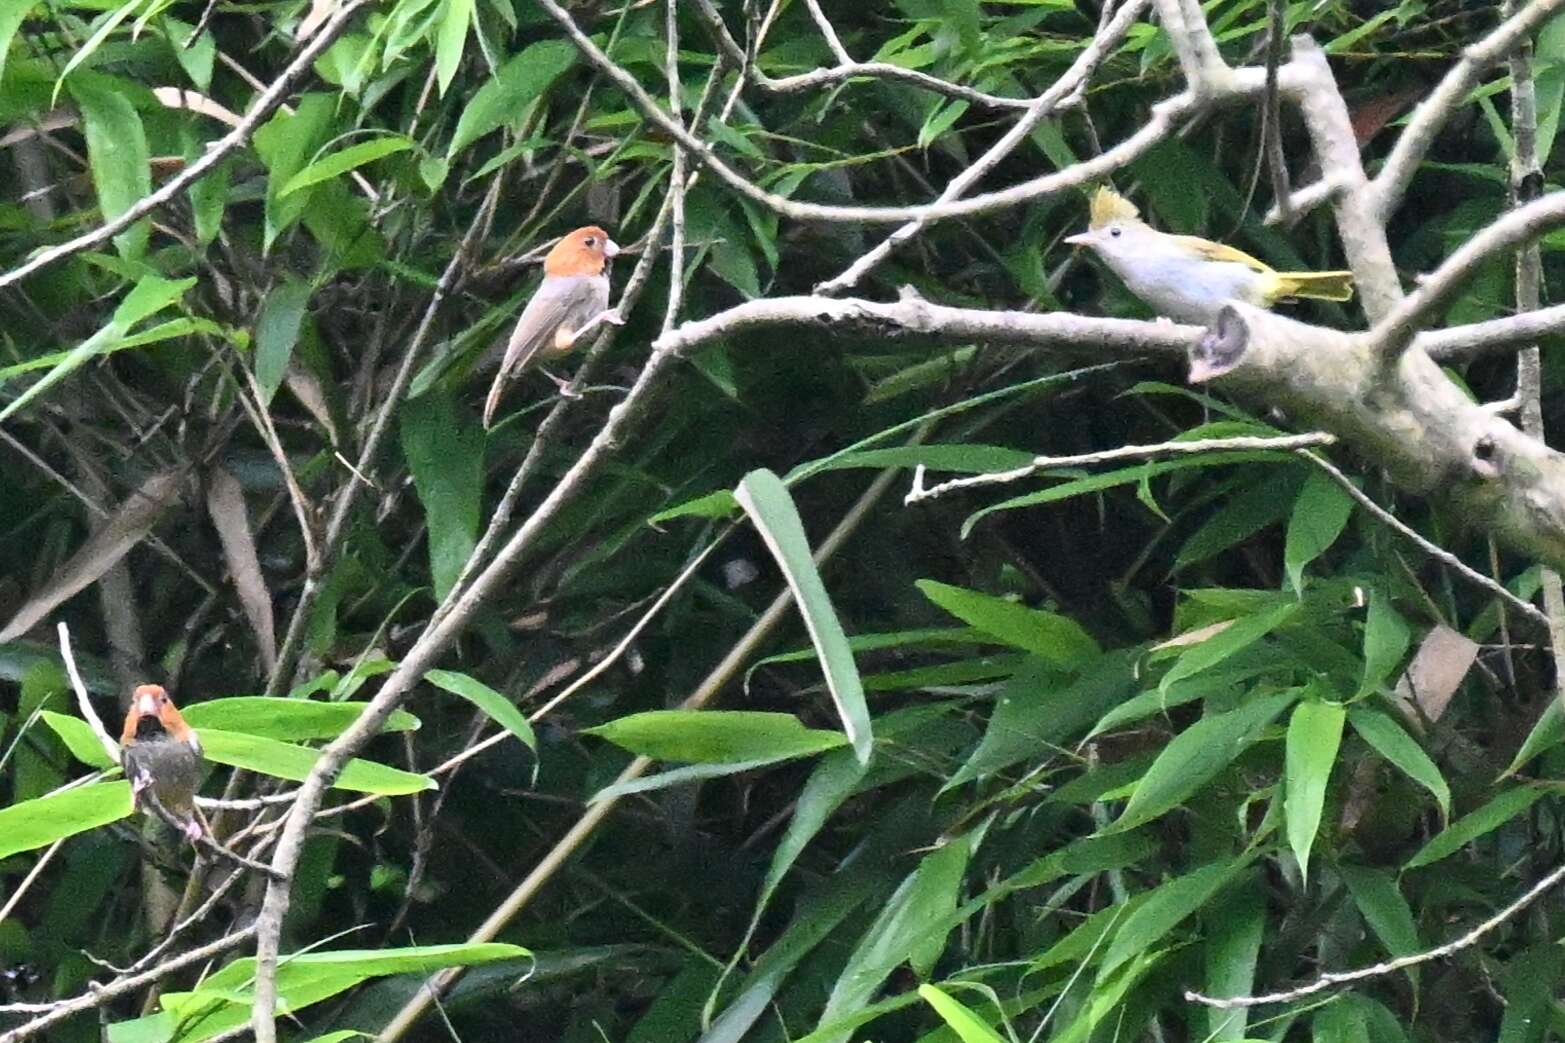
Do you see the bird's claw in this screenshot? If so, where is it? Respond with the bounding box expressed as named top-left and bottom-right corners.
top-left (182, 818), bottom-right (204, 844)
top-left (600, 308), bottom-right (625, 327)
top-left (542, 369), bottom-right (583, 400)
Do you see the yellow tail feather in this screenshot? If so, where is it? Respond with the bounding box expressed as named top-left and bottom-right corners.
top-left (1268, 270), bottom-right (1355, 303)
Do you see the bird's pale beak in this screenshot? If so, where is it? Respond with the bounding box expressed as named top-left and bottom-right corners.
top-left (1064, 232), bottom-right (1092, 246)
top-left (135, 690), bottom-right (160, 717)
top-left (602, 238), bottom-right (621, 258)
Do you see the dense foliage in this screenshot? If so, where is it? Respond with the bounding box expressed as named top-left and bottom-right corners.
top-left (4, 0), bottom-right (1565, 1041)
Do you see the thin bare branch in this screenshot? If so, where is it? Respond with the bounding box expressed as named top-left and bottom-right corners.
top-left (57, 621), bottom-right (119, 765)
top-left (905, 432), bottom-right (1337, 504)
top-left (1187, 857), bottom-right (1565, 1009)
top-left (0, 0), bottom-right (371, 291)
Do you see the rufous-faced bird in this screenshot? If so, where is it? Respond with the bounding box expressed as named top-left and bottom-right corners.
top-left (120, 684), bottom-right (205, 842)
top-left (482, 225), bottom-right (622, 428)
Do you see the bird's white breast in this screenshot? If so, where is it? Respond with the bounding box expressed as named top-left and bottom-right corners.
top-left (1096, 237), bottom-right (1268, 324)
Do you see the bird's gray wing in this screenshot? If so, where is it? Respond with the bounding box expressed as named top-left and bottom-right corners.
top-left (483, 274), bottom-right (601, 428)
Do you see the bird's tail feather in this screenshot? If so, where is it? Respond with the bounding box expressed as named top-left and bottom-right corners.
top-left (1272, 270), bottom-right (1355, 302)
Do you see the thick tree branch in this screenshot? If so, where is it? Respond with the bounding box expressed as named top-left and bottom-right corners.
top-left (1269, 0), bottom-right (1565, 225)
top-left (1374, 191), bottom-right (1565, 356)
top-left (1192, 303), bottom-right (1565, 570)
top-left (1284, 35), bottom-right (1402, 322)
top-left (653, 291), bottom-right (1195, 358)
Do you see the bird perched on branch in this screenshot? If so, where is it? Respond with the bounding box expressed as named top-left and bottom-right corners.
top-left (1065, 186), bottom-right (1354, 324)
top-left (120, 684), bottom-right (205, 842)
top-left (483, 225), bottom-right (622, 428)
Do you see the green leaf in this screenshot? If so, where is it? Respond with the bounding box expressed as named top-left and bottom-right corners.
top-left (254, 94), bottom-right (334, 250)
top-left (918, 99), bottom-right (969, 150)
top-left (1284, 699), bottom-right (1344, 885)
top-left (1097, 857), bottom-right (1243, 981)
top-left (648, 489), bottom-right (738, 524)
top-left (1283, 470), bottom-right (1354, 592)
top-left (401, 391), bottom-right (483, 601)
top-left (791, 444), bottom-right (1037, 477)
top-left (818, 834), bottom-right (973, 1029)
top-left (433, 0), bottom-right (472, 96)
top-left (165, 16), bottom-right (214, 90)
top-left (1111, 690), bottom-right (1296, 832)
top-left (752, 745), bottom-right (869, 917)
top-left (591, 757), bottom-right (803, 801)
top-left (280, 137), bottom-right (413, 197)
top-left (69, 76), bottom-right (152, 261)
top-left (999, 830), bottom-right (1157, 893)
top-left (39, 710), bottom-right (115, 768)
top-left (0, 275), bottom-right (193, 424)
top-left (1340, 865), bottom-right (1421, 985)
top-left (254, 280), bottom-right (312, 404)
top-left (1158, 602), bottom-right (1296, 696)
top-left (1503, 698), bottom-right (1565, 778)
top-left (1404, 786), bottom-right (1544, 869)
top-left (0, 0), bottom-right (35, 84)
top-left (736, 469), bottom-right (872, 763)
top-left (1360, 591), bottom-right (1411, 696)
top-left (179, 698), bottom-right (419, 741)
top-left (197, 729), bottom-right (434, 794)
top-left (586, 710), bottom-right (847, 764)
top-left (1312, 996), bottom-right (1370, 1043)
top-left (1174, 469), bottom-right (1302, 571)
top-left (917, 984), bottom-right (1004, 1043)
top-left (947, 651), bottom-right (1138, 789)
top-left (916, 579), bottom-right (1098, 665)
top-left (126, 944), bottom-right (528, 1043)
top-left (1349, 708), bottom-right (1450, 818)
top-left (1499, 943), bottom-right (1565, 1043)
top-left (962, 450), bottom-right (1295, 536)
top-left (448, 38), bottom-right (576, 157)
top-left (0, 781), bottom-right (132, 859)
top-left (424, 669), bottom-right (536, 754)
top-left (55, 2), bottom-right (141, 100)
top-left (1203, 871), bottom-right (1264, 1042)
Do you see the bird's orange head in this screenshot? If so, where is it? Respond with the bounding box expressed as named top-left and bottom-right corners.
top-left (542, 225), bottom-right (619, 278)
top-left (121, 684), bottom-right (196, 747)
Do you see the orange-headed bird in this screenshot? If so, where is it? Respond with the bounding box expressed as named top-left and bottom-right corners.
top-left (120, 684), bottom-right (205, 842)
top-left (482, 225), bottom-right (621, 428)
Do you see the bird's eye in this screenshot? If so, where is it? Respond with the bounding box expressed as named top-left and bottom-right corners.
top-left (1109, 225), bottom-right (1122, 238)
top-left (584, 236), bottom-right (597, 247)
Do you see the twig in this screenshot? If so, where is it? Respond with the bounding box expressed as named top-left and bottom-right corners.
top-left (0, 840), bottom-right (63, 927)
top-left (57, 622), bottom-right (118, 765)
top-left (1373, 191), bottom-right (1565, 355)
top-left (0, 0), bottom-right (371, 291)
top-left (1297, 450), bottom-right (1550, 629)
top-left (374, 435), bottom-right (922, 1041)
top-left (814, 0), bottom-right (1151, 294)
top-left (691, 0), bottom-right (1035, 110)
top-left (1269, 0), bottom-right (1565, 224)
top-left (0, 926), bottom-right (256, 1042)
top-left (654, 292), bottom-right (1197, 358)
top-left (1186, 857), bottom-right (1565, 1009)
top-left (533, 0), bottom-right (1282, 227)
top-left (137, 789), bottom-right (286, 881)
top-left (266, 175), bottom-right (504, 696)
top-left (1505, 0), bottom-right (1565, 704)
top-left (905, 432), bottom-right (1336, 504)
